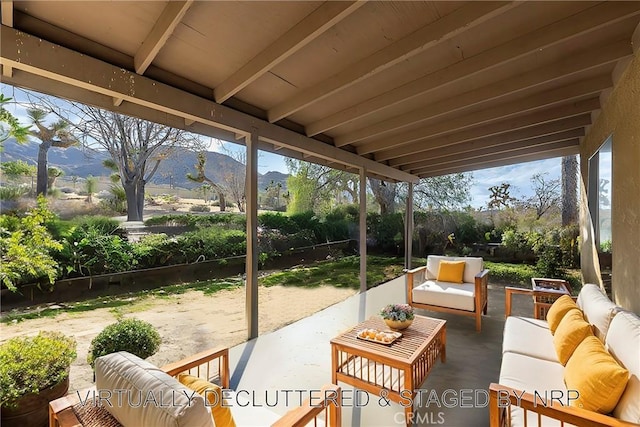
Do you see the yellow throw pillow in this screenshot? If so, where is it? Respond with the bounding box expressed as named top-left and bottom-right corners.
top-left (178, 374), bottom-right (236, 427)
top-left (552, 308), bottom-right (592, 365)
top-left (546, 295), bottom-right (579, 334)
top-left (437, 260), bottom-right (466, 283)
top-left (564, 335), bottom-right (629, 414)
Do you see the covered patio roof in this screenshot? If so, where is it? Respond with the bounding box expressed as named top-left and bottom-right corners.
top-left (2, 1), bottom-right (639, 336)
top-left (1, 1), bottom-right (638, 181)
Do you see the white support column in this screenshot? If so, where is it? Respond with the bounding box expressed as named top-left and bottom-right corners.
top-left (359, 168), bottom-right (367, 293)
top-left (405, 182), bottom-right (414, 270)
top-left (246, 131), bottom-right (259, 340)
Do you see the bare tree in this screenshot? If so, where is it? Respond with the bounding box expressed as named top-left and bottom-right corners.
top-left (525, 173), bottom-right (561, 219)
top-left (219, 147), bottom-right (246, 212)
top-left (561, 155), bottom-right (578, 226)
top-left (75, 107), bottom-right (201, 221)
top-left (27, 109), bottom-right (77, 196)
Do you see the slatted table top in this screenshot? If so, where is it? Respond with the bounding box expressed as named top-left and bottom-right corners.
top-left (330, 315), bottom-right (446, 364)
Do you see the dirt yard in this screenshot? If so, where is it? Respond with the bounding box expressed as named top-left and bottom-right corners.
top-left (0, 285), bottom-right (357, 393)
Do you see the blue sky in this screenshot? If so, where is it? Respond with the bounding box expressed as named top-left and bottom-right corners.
top-left (3, 84), bottom-right (564, 209)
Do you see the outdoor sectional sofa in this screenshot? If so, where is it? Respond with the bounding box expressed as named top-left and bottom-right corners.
top-left (406, 255), bottom-right (489, 331)
top-left (49, 347), bottom-right (341, 427)
top-left (489, 284), bottom-right (640, 427)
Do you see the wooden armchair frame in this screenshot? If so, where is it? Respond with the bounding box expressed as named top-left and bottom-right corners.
top-left (49, 346), bottom-right (341, 427)
top-left (406, 266), bottom-right (489, 332)
top-left (504, 287), bottom-right (577, 319)
top-left (489, 383), bottom-right (637, 427)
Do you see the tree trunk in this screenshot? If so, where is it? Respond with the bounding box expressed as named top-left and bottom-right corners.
top-left (561, 155), bottom-right (578, 226)
top-left (123, 182), bottom-right (142, 221)
top-left (36, 142), bottom-right (51, 196)
top-left (218, 192), bottom-right (226, 212)
top-left (136, 179), bottom-right (145, 220)
top-left (369, 178), bottom-right (396, 215)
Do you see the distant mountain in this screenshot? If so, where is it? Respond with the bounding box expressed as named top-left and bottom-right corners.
top-left (1, 139), bottom-right (288, 190)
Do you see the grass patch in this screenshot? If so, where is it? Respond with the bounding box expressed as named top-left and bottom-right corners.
top-left (1, 279), bottom-right (243, 324)
top-left (259, 256), bottom-right (405, 289)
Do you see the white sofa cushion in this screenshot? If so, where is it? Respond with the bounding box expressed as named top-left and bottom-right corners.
top-left (606, 311), bottom-right (640, 424)
top-left (95, 352), bottom-right (213, 427)
top-left (412, 280), bottom-right (475, 311)
top-left (576, 284), bottom-right (621, 341)
top-left (425, 255), bottom-right (483, 285)
top-left (499, 352), bottom-right (574, 427)
top-left (502, 317), bottom-right (557, 362)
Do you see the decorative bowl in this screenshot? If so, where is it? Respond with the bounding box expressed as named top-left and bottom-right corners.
top-left (384, 318), bottom-right (413, 330)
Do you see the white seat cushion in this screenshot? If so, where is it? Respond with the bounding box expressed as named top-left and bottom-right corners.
top-left (425, 255), bottom-right (483, 284)
top-left (502, 317), bottom-right (557, 362)
top-left (412, 280), bottom-right (475, 311)
top-left (95, 352), bottom-right (213, 427)
top-left (499, 352), bottom-right (574, 427)
top-left (576, 284), bottom-right (621, 341)
top-left (606, 311), bottom-right (640, 424)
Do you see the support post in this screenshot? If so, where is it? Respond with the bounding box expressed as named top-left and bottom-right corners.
top-left (246, 131), bottom-right (259, 340)
top-left (359, 168), bottom-right (367, 293)
top-left (405, 182), bottom-right (414, 270)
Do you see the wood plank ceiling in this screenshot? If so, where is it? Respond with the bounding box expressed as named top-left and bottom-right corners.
top-left (2, 1), bottom-right (639, 181)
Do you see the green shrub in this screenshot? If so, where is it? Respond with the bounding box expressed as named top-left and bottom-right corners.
top-left (87, 318), bottom-right (161, 368)
top-left (259, 212), bottom-right (300, 234)
top-left (535, 245), bottom-right (567, 280)
top-left (144, 213), bottom-right (245, 229)
top-left (57, 229), bottom-right (136, 277)
top-left (368, 213), bottom-right (404, 253)
top-left (177, 227), bottom-right (246, 262)
top-left (132, 233), bottom-right (178, 269)
top-left (0, 332), bottom-right (77, 408)
top-left (0, 185), bottom-right (30, 201)
top-left (189, 204), bottom-right (210, 212)
top-left (0, 196), bottom-right (62, 291)
top-left (484, 262), bottom-right (537, 285)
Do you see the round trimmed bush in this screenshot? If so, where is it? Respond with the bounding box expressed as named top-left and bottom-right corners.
top-left (87, 318), bottom-right (161, 368)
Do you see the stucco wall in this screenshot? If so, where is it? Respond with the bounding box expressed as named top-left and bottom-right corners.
top-left (580, 53), bottom-right (640, 314)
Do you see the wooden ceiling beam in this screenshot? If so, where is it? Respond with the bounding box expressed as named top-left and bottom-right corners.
top-left (214, 1), bottom-right (364, 104)
top-left (315, 1), bottom-right (640, 139)
top-left (403, 131), bottom-right (582, 171)
top-left (134, 0), bottom-right (194, 75)
top-left (0, 25), bottom-right (417, 183)
top-left (356, 75), bottom-right (609, 155)
top-left (334, 40), bottom-right (628, 146)
top-left (401, 127), bottom-right (585, 170)
top-left (388, 120), bottom-right (588, 167)
top-left (374, 103), bottom-right (595, 162)
top-left (267, 1), bottom-right (513, 124)
top-left (1, 0), bottom-right (12, 77)
top-left (416, 146), bottom-right (579, 178)
top-left (410, 140), bottom-right (579, 175)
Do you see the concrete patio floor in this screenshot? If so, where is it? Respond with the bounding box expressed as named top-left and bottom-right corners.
top-left (227, 275), bottom-right (535, 427)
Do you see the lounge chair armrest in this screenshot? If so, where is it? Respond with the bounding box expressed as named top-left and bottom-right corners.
top-left (406, 266), bottom-right (426, 288)
top-left (489, 383), bottom-right (636, 427)
top-left (475, 269), bottom-right (490, 280)
top-left (162, 346), bottom-right (230, 388)
top-left (271, 384), bottom-right (341, 427)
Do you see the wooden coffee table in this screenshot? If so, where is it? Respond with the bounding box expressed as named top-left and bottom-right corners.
top-left (330, 315), bottom-right (446, 426)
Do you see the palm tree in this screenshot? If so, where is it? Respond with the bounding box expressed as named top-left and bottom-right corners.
top-left (27, 109), bottom-right (77, 196)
